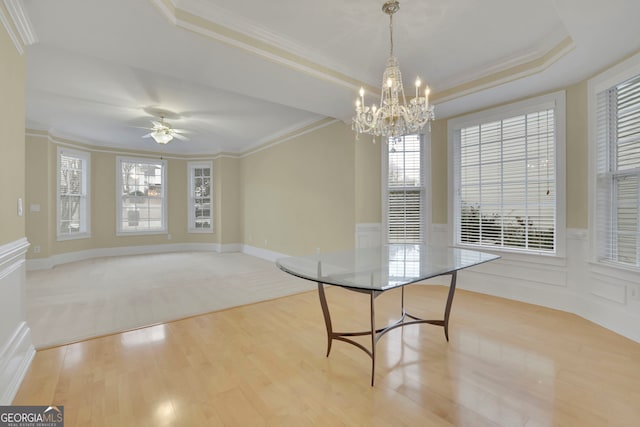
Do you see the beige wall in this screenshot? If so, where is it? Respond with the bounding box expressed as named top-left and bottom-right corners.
top-left (430, 119), bottom-right (449, 225)
top-left (217, 156), bottom-right (241, 245)
top-left (241, 121), bottom-right (355, 256)
top-left (25, 135), bottom-right (222, 258)
top-left (25, 135), bottom-right (51, 256)
top-left (354, 133), bottom-right (381, 224)
top-left (565, 81), bottom-right (588, 229)
top-left (0, 20), bottom-right (25, 246)
top-left (23, 82), bottom-right (593, 261)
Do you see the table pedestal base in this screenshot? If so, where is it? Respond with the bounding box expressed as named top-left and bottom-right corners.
top-left (317, 271), bottom-right (458, 386)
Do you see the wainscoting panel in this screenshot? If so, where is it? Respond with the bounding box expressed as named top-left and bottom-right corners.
top-left (0, 238), bottom-right (35, 404)
top-left (355, 223), bottom-right (382, 248)
top-left (430, 225), bottom-right (640, 343)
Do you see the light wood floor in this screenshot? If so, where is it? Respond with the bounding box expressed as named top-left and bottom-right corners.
top-left (14, 285), bottom-right (640, 426)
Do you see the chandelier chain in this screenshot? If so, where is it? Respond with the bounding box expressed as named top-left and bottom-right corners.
top-left (389, 13), bottom-right (393, 58)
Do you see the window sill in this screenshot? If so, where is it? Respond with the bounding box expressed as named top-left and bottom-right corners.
top-left (453, 243), bottom-right (566, 267)
top-left (116, 230), bottom-right (167, 237)
top-left (188, 229), bottom-right (214, 234)
top-left (56, 233), bottom-right (91, 242)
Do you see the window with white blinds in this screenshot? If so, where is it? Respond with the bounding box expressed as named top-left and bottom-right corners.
top-left (451, 93), bottom-right (564, 254)
top-left (386, 134), bottom-right (425, 243)
top-left (116, 157), bottom-right (167, 234)
top-left (595, 74), bottom-right (640, 267)
top-left (57, 148), bottom-right (90, 239)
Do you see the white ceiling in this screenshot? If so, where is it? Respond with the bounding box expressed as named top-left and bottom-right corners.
top-left (16, 0), bottom-right (640, 155)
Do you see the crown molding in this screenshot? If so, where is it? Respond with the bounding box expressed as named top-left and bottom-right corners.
top-left (241, 118), bottom-right (340, 158)
top-left (2, 0), bottom-right (37, 46)
top-left (148, 0), bottom-right (368, 94)
top-left (149, 0), bottom-right (176, 25)
top-left (433, 35), bottom-right (575, 105)
top-left (148, 0), bottom-right (577, 110)
top-left (437, 26), bottom-right (570, 93)
top-left (0, 1), bottom-right (22, 54)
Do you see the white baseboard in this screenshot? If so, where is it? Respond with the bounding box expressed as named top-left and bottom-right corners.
top-left (220, 243), bottom-right (243, 253)
top-left (0, 322), bottom-right (35, 405)
top-left (26, 243), bottom-right (225, 270)
top-left (242, 245), bottom-right (289, 263)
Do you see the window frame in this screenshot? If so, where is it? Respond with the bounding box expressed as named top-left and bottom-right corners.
top-left (382, 133), bottom-right (431, 245)
top-left (115, 156), bottom-right (168, 236)
top-left (187, 161), bottom-right (214, 233)
top-left (588, 52), bottom-right (640, 271)
top-left (56, 147), bottom-right (91, 241)
top-left (448, 91), bottom-right (566, 256)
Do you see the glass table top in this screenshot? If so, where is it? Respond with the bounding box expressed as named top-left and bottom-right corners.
top-left (276, 244), bottom-right (500, 291)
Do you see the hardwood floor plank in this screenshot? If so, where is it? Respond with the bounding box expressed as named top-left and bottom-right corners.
top-left (13, 286), bottom-right (640, 426)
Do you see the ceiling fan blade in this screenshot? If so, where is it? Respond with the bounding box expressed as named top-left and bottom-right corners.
top-left (173, 133), bottom-right (189, 141)
top-left (171, 128), bottom-right (187, 134)
top-left (151, 121), bottom-right (163, 128)
top-left (142, 132), bottom-right (154, 138)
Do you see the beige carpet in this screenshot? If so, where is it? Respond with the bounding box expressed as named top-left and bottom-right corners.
top-left (25, 252), bottom-right (315, 348)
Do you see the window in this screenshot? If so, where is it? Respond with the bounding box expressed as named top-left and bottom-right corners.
top-left (188, 161), bottom-right (213, 232)
top-left (593, 73), bottom-right (640, 268)
top-left (57, 148), bottom-right (90, 239)
top-left (384, 134), bottom-right (426, 243)
top-left (116, 157), bottom-right (167, 234)
top-left (450, 92), bottom-right (565, 254)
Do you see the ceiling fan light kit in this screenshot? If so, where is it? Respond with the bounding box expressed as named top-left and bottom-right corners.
top-left (151, 130), bottom-right (174, 144)
top-left (141, 115), bottom-right (186, 144)
top-left (352, 0), bottom-right (435, 140)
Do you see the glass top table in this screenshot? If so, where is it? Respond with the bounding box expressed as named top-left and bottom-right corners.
top-left (276, 244), bottom-right (500, 385)
top-left (277, 244), bottom-right (499, 291)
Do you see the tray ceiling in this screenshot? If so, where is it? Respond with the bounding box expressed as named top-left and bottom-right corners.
top-left (10, 0), bottom-right (640, 154)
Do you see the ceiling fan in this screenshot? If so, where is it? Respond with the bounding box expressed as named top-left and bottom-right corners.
top-left (141, 115), bottom-right (188, 144)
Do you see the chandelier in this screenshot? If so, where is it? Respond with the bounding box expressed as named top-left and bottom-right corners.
top-left (352, 0), bottom-right (434, 139)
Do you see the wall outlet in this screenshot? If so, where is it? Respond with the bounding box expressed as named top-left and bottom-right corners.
top-left (167, 234), bottom-right (172, 240)
top-left (33, 245), bottom-right (40, 254)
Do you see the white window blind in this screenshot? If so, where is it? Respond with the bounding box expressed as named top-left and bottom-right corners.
top-left (188, 162), bottom-right (213, 232)
top-left (456, 109), bottom-right (557, 252)
top-left (57, 148), bottom-right (90, 239)
top-left (386, 134), bottom-right (424, 243)
top-left (596, 74), bottom-right (640, 266)
top-left (117, 157), bottom-right (167, 234)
